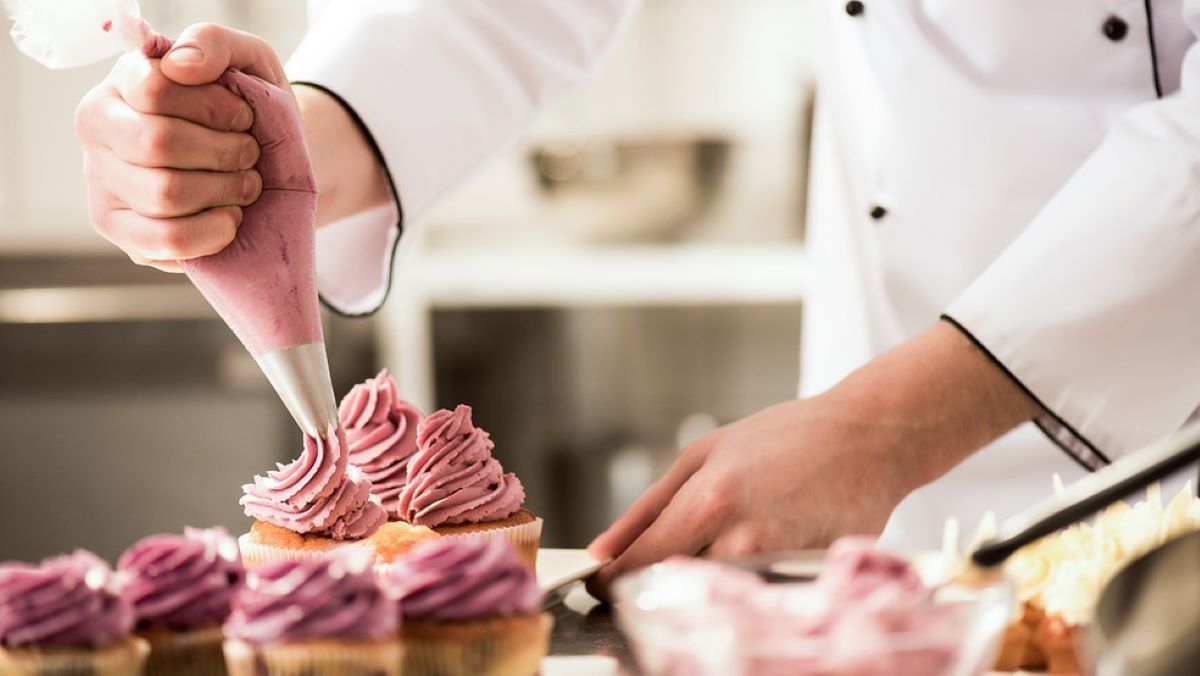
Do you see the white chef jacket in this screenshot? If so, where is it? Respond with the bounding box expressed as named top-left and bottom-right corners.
top-left (288, 0), bottom-right (1200, 549)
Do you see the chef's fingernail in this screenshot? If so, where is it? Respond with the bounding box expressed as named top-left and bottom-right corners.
top-left (231, 105), bottom-right (253, 131)
top-left (239, 141), bottom-right (259, 169)
top-left (166, 46), bottom-right (204, 65)
top-left (242, 172), bottom-right (261, 201)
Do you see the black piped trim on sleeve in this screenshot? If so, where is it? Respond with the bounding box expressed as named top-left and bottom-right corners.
top-left (1143, 0), bottom-right (1164, 98)
top-left (292, 80), bottom-right (403, 319)
top-left (940, 314), bottom-right (1112, 472)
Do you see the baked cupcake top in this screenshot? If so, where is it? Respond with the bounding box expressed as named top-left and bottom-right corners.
top-left (241, 423), bottom-right (387, 540)
top-left (339, 369), bottom-right (423, 519)
top-left (0, 550), bottom-right (134, 648)
top-left (224, 555), bottom-right (396, 645)
top-left (117, 527), bottom-right (244, 631)
top-left (382, 539), bottom-right (539, 622)
top-left (397, 405), bottom-right (525, 527)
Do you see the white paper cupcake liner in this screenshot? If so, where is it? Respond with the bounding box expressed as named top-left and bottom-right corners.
top-left (401, 613), bottom-right (552, 676)
top-left (434, 517), bottom-right (543, 570)
top-left (0, 636), bottom-right (148, 676)
top-left (223, 638), bottom-right (402, 676)
top-left (240, 515), bottom-right (542, 577)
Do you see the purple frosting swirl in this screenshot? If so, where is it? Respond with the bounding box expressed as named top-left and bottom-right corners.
top-left (339, 370), bottom-right (423, 520)
top-left (0, 550), bottom-right (134, 648)
top-left (224, 555), bottom-right (396, 645)
top-left (382, 539), bottom-right (540, 622)
top-left (397, 405), bottom-right (525, 527)
top-left (241, 424), bottom-right (387, 540)
top-left (117, 527), bottom-right (244, 631)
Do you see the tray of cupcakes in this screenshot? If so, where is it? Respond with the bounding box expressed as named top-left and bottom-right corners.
top-left (0, 369), bottom-right (550, 676)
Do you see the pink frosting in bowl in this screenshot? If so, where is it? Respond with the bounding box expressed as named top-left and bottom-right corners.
top-left (614, 537), bottom-right (1013, 676)
top-left (397, 405), bottom-right (525, 528)
top-left (339, 370), bottom-right (423, 520)
top-left (241, 424), bottom-right (387, 540)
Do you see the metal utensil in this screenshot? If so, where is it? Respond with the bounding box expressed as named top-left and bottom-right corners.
top-left (541, 558), bottom-right (611, 610)
top-left (1088, 529), bottom-right (1200, 676)
top-left (970, 421), bottom-right (1200, 568)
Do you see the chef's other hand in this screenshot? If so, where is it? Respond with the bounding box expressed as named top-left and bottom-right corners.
top-left (585, 320), bottom-right (1040, 600)
top-left (74, 24), bottom-right (290, 272)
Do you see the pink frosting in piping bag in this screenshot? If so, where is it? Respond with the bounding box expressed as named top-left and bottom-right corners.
top-left (140, 37), bottom-right (321, 357)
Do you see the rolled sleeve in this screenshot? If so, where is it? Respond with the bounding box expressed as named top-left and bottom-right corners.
top-left (286, 0), bottom-right (638, 315)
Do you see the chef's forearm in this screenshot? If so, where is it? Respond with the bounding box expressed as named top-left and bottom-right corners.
top-left (822, 319), bottom-right (1040, 496)
top-left (294, 84), bottom-right (392, 228)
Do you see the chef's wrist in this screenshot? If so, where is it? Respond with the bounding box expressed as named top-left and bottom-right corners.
top-left (293, 83), bottom-right (392, 227)
top-left (823, 320), bottom-right (1039, 495)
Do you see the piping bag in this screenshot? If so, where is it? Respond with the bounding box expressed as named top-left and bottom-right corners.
top-left (6, 0), bottom-right (337, 437)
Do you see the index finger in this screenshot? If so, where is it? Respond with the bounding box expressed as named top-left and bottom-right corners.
top-left (587, 438), bottom-right (709, 560)
top-left (587, 474), bottom-right (722, 601)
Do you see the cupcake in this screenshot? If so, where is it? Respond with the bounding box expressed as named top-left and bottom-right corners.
top-left (223, 554), bottom-right (401, 676)
top-left (382, 539), bottom-right (551, 676)
top-left (397, 405), bottom-right (542, 567)
top-left (0, 550), bottom-right (148, 675)
top-left (238, 423), bottom-right (388, 568)
top-left (117, 527), bottom-right (244, 675)
top-left (339, 369), bottom-right (424, 519)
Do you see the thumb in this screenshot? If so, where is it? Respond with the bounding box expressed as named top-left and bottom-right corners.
top-left (160, 23), bottom-right (287, 88)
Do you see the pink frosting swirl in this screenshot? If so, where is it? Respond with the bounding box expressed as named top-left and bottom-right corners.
top-left (225, 555), bottom-right (396, 645)
top-left (241, 425), bottom-right (387, 540)
top-left (397, 405), bottom-right (525, 527)
top-left (117, 527), bottom-right (244, 631)
top-left (382, 539), bottom-right (540, 622)
top-left (339, 370), bottom-right (423, 520)
top-left (0, 551), bottom-right (133, 648)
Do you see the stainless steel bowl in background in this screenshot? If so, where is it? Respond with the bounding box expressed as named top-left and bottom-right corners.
top-left (528, 137), bottom-right (731, 244)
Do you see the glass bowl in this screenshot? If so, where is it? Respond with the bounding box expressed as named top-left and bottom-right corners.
top-left (613, 552), bottom-right (1013, 676)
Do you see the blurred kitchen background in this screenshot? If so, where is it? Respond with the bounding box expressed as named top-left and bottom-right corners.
top-left (0, 0), bottom-right (818, 561)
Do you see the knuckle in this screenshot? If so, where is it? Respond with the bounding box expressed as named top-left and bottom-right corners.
top-left (137, 121), bottom-right (175, 161)
top-left (148, 172), bottom-right (185, 214)
top-left (189, 22), bottom-right (225, 43)
top-left (72, 96), bottom-right (95, 138)
top-left (73, 87), bottom-right (109, 139)
top-left (696, 483), bottom-right (733, 520)
top-left (136, 73), bottom-right (172, 112)
top-left (153, 222), bottom-right (190, 258)
top-left (724, 531), bottom-right (763, 558)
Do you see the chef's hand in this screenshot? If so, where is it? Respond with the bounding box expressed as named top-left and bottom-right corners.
top-left (586, 320), bottom-right (1039, 599)
top-left (74, 24), bottom-right (289, 272)
top-left (76, 24), bottom-right (390, 273)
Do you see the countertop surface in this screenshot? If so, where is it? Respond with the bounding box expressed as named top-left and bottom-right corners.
top-left (537, 549), bottom-right (634, 675)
